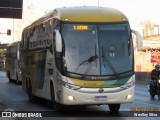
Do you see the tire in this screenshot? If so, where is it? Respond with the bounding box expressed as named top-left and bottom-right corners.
top-left (50, 83), bottom-right (62, 111)
top-left (27, 80), bottom-right (36, 103)
top-left (108, 104), bottom-right (120, 113)
top-left (150, 89), bottom-right (155, 99)
top-left (150, 93), bottom-right (155, 99)
top-left (158, 92), bottom-right (160, 100)
top-left (8, 72), bottom-right (13, 83)
top-left (17, 81), bottom-right (22, 85)
top-left (9, 78), bottom-right (13, 83)
top-left (16, 73), bottom-right (19, 84)
top-left (16, 74), bottom-right (21, 85)
top-left (26, 80), bottom-right (28, 94)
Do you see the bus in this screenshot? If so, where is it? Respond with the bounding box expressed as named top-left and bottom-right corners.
top-left (5, 41), bottom-right (21, 85)
top-left (20, 6), bottom-right (143, 112)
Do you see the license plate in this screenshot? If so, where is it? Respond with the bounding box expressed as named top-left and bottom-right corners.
top-left (95, 96), bottom-right (107, 101)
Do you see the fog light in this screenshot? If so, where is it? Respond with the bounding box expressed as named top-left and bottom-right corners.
top-left (68, 95), bottom-right (76, 101)
top-left (126, 94), bottom-right (132, 100)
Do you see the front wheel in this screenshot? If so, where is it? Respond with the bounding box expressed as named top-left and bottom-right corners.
top-left (50, 84), bottom-right (62, 111)
top-left (158, 89), bottom-right (160, 100)
top-left (150, 93), bottom-right (155, 99)
top-left (108, 104), bottom-right (120, 112)
top-left (150, 88), bottom-right (156, 99)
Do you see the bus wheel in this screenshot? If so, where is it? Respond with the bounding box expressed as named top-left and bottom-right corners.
top-left (9, 78), bottom-right (13, 83)
top-left (50, 84), bottom-right (61, 111)
top-left (17, 81), bottom-right (22, 85)
top-left (16, 74), bottom-right (21, 85)
top-left (16, 74), bottom-right (19, 84)
top-left (28, 80), bottom-right (36, 103)
top-left (108, 104), bottom-right (120, 113)
top-left (8, 72), bottom-right (13, 83)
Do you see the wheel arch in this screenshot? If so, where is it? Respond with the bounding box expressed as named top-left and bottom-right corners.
top-left (50, 78), bottom-right (57, 101)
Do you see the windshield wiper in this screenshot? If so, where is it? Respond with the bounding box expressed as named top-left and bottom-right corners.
top-left (101, 45), bottom-right (119, 79)
top-left (81, 55), bottom-right (98, 79)
top-left (75, 55), bottom-right (98, 72)
top-left (75, 44), bottom-right (98, 79)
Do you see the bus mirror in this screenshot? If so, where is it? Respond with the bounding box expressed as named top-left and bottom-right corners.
top-left (17, 43), bottom-right (20, 60)
top-left (131, 29), bottom-right (143, 51)
top-left (17, 50), bottom-right (20, 60)
top-left (55, 30), bottom-right (62, 52)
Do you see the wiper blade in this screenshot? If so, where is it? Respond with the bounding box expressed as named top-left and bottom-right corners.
top-left (81, 55), bottom-right (98, 79)
top-left (75, 44), bottom-right (99, 79)
top-left (102, 45), bottom-right (119, 79)
top-left (81, 44), bottom-right (99, 79)
top-left (75, 43), bottom-right (98, 72)
top-left (75, 55), bottom-right (98, 72)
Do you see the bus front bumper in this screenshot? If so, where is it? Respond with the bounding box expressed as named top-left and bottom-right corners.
top-left (55, 86), bottom-right (135, 105)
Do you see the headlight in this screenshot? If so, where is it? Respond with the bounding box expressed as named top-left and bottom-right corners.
top-left (158, 80), bottom-right (160, 84)
top-left (61, 80), bottom-right (81, 90)
top-left (121, 81), bottom-right (135, 89)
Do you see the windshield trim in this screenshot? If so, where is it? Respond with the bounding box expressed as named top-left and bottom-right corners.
top-left (60, 22), bottom-right (133, 79)
top-left (66, 70), bottom-right (134, 80)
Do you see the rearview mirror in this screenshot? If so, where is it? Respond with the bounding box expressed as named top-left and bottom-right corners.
top-left (131, 29), bottom-right (143, 51)
top-left (55, 30), bottom-right (62, 52)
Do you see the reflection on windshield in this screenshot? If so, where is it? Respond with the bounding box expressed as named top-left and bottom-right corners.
top-left (101, 45), bottom-right (119, 79)
top-left (61, 23), bottom-right (133, 77)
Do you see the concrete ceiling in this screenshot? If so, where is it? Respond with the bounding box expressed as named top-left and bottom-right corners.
top-left (0, 0), bottom-right (23, 19)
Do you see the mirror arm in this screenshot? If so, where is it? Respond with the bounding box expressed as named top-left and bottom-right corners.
top-left (132, 29), bottom-right (143, 51)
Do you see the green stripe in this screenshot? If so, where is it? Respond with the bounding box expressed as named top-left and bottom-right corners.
top-left (101, 77), bottom-right (131, 87)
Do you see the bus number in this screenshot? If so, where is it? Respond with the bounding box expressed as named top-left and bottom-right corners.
top-left (83, 82), bottom-right (97, 87)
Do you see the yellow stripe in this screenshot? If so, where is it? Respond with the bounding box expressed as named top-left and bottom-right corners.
top-left (59, 7), bottom-right (128, 22)
top-left (69, 78), bottom-right (115, 88)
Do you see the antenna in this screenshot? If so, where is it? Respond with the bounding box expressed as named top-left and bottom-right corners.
top-left (98, 0), bottom-right (99, 7)
top-left (82, 1), bottom-right (85, 7)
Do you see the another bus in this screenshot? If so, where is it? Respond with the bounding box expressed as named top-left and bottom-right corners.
top-left (20, 6), bottom-right (143, 112)
top-left (5, 41), bottom-right (21, 85)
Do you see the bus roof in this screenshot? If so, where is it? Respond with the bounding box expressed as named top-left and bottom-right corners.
top-left (56, 6), bottom-right (128, 22)
top-left (6, 41), bottom-right (19, 47)
top-left (25, 6), bottom-right (128, 30)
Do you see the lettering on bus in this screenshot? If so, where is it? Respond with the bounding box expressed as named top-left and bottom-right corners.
top-left (29, 34), bottom-right (52, 50)
top-left (23, 21), bottom-right (53, 50)
top-left (73, 25), bottom-right (89, 30)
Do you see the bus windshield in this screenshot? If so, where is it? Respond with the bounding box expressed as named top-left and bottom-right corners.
top-left (61, 23), bottom-right (133, 79)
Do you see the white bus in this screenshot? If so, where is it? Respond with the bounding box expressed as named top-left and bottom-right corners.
top-left (20, 6), bottom-right (143, 112)
top-left (5, 41), bottom-right (21, 85)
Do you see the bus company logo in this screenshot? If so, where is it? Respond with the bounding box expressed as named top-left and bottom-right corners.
top-left (99, 88), bottom-right (104, 93)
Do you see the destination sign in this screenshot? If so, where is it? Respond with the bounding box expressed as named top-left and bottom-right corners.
top-left (73, 25), bottom-right (89, 30)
